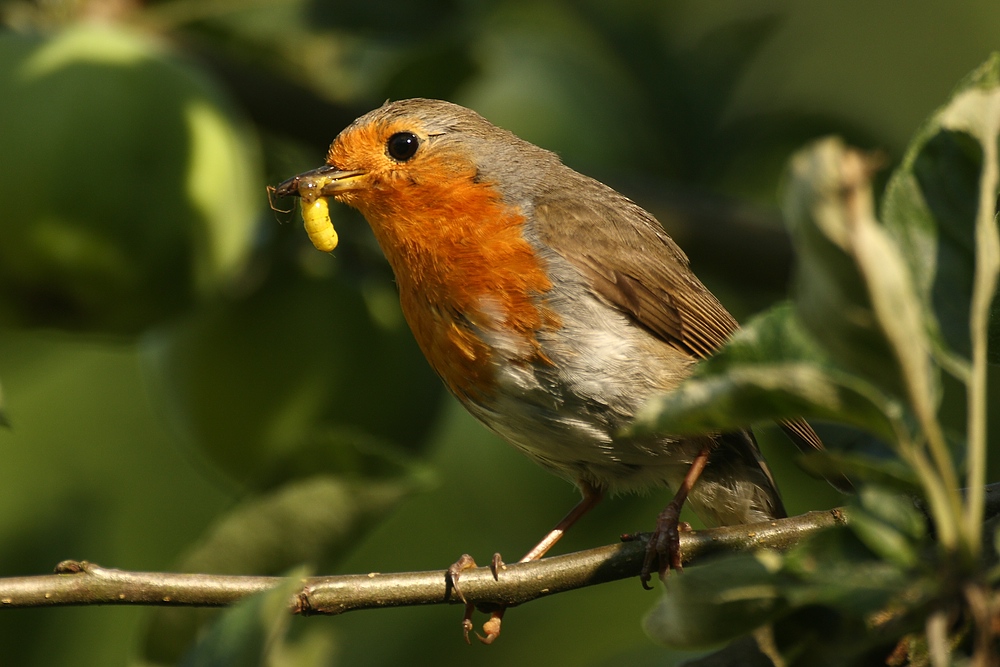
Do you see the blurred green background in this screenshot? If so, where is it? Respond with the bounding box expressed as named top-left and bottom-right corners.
top-left (0, 1), bottom-right (998, 665)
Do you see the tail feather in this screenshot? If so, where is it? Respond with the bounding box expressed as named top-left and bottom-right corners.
top-left (779, 419), bottom-right (854, 493)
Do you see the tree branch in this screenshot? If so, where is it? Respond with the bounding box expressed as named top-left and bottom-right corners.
top-left (0, 508), bottom-right (848, 613)
top-left (2, 483), bottom-right (998, 615)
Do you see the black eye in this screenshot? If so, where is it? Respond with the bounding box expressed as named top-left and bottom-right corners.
top-left (386, 132), bottom-right (419, 161)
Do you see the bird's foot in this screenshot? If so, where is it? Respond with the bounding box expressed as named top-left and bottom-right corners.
top-left (446, 553), bottom-right (505, 644)
top-left (639, 501), bottom-right (691, 589)
top-left (462, 606), bottom-right (504, 645)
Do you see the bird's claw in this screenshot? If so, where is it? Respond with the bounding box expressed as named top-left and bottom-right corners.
top-left (447, 553), bottom-right (507, 644)
top-left (460, 605), bottom-right (505, 645)
top-left (461, 604), bottom-right (476, 644)
top-left (489, 552), bottom-right (504, 580)
top-left (446, 553), bottom-right (477, 604)
top-left (639, 502), bottom-right (691, 588)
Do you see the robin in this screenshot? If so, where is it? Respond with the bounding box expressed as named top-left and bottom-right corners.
top-left (273, 98), bottom-right (837, 643)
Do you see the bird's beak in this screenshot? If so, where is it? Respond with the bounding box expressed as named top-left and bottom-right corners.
top-left (272, 165), bottom-right (367, 199)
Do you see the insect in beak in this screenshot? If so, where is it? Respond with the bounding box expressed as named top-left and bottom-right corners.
top-left (269, 166), bottom-right (366, 253)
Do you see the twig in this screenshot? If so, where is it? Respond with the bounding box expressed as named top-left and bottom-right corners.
top-left (3, 482), bottom-right (999, 615)
top-left (0, 509), bottom-right (848, 613)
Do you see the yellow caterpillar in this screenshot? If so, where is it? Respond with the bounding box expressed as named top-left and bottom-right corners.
top-left (301, 193), bottom-right (338, 252)
top-left (267, 170), bottom-right (339, 253)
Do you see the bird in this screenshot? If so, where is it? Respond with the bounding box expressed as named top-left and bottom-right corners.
top-left (272, 98), bottom-right (836, 643)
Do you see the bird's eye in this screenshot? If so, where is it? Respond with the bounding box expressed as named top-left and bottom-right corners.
top-left (386, 132), bottom-right (419, 162)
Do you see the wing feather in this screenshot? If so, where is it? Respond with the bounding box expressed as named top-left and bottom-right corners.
top-left (532, 182), bottom-right (851, 493)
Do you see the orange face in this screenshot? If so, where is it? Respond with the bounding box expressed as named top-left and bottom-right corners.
top-left (315, 111), bottom-right (558, 400)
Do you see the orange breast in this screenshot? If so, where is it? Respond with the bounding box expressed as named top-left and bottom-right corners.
top-left (346, 173), bottom-right (556, 400)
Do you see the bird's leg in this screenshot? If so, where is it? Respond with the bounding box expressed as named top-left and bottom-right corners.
top-left (448, 482), bottom-right (604, 643)
top-left (519, 482), bottom-right (604, 562)
top-left (640, 442), bottom-right (713, 589)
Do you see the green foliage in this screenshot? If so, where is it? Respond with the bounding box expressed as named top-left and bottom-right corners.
top-left (882, 58), bottom-right (1000, 365)
top-left (640, 54), bottom-right (1000, 664)
top-left (142, 264), bottom-right (442, 492)
top-left (0, 23), bottom-right (261, 333)
top-left (644, 550), bottom-right (789, 648)
top-left (630, 304), bottom-right (900, 442)
top-left (176, 570), bottom-right (335, 667)
top-left (1, 2), bottom-right (1000, 666)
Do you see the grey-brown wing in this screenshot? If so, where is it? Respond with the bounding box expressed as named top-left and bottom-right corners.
top-left (532, 191), bottom-right (738, 360)
top-left (532, 185), bottom-right (851, 492)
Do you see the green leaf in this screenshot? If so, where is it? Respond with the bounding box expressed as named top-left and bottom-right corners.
top-left (881, 53), bottom-right (1000, 365)
top-left (141, 267), bottom-right (444, 491)
top-left (797, 451), bottom-right (919, 492)
top-left (644, 551), bottom-right (789, 649)
top-left (770, 527), bottom-right (923, 666)
top-left (634, 363), bottom-right (894, 439)
top-left (878, 54), bottom-right (1000, 546)
top-left (178, 574), bottom-right (297, 667)
top-left (0, 24), bottom-right (262, 334)
top-left (693, 301), bottom-right (843, 372)
top-left (178, 568), bottom-right (335, 667)
top-left (650, 529), bottom-right (906, 666)
top-left (630, 304), bottom-right (900, 441)
top-left (780, 527), bottom-right (908, 615)
top-left (648, 533), bottom-right (907, 658)
top-left (848, 486), bottom-right (926, 569)
top-left (783, 137), bottom-right (940, 431)
top-left (178, 475), bottom-right (416, 576)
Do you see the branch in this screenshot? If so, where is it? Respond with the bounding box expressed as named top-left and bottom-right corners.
top-left (0, 508), bottom-right (848, 613)
top-left (2, 483), bottom-right (999, 615)
top-left (299, 508), bottom-right (848, 614)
